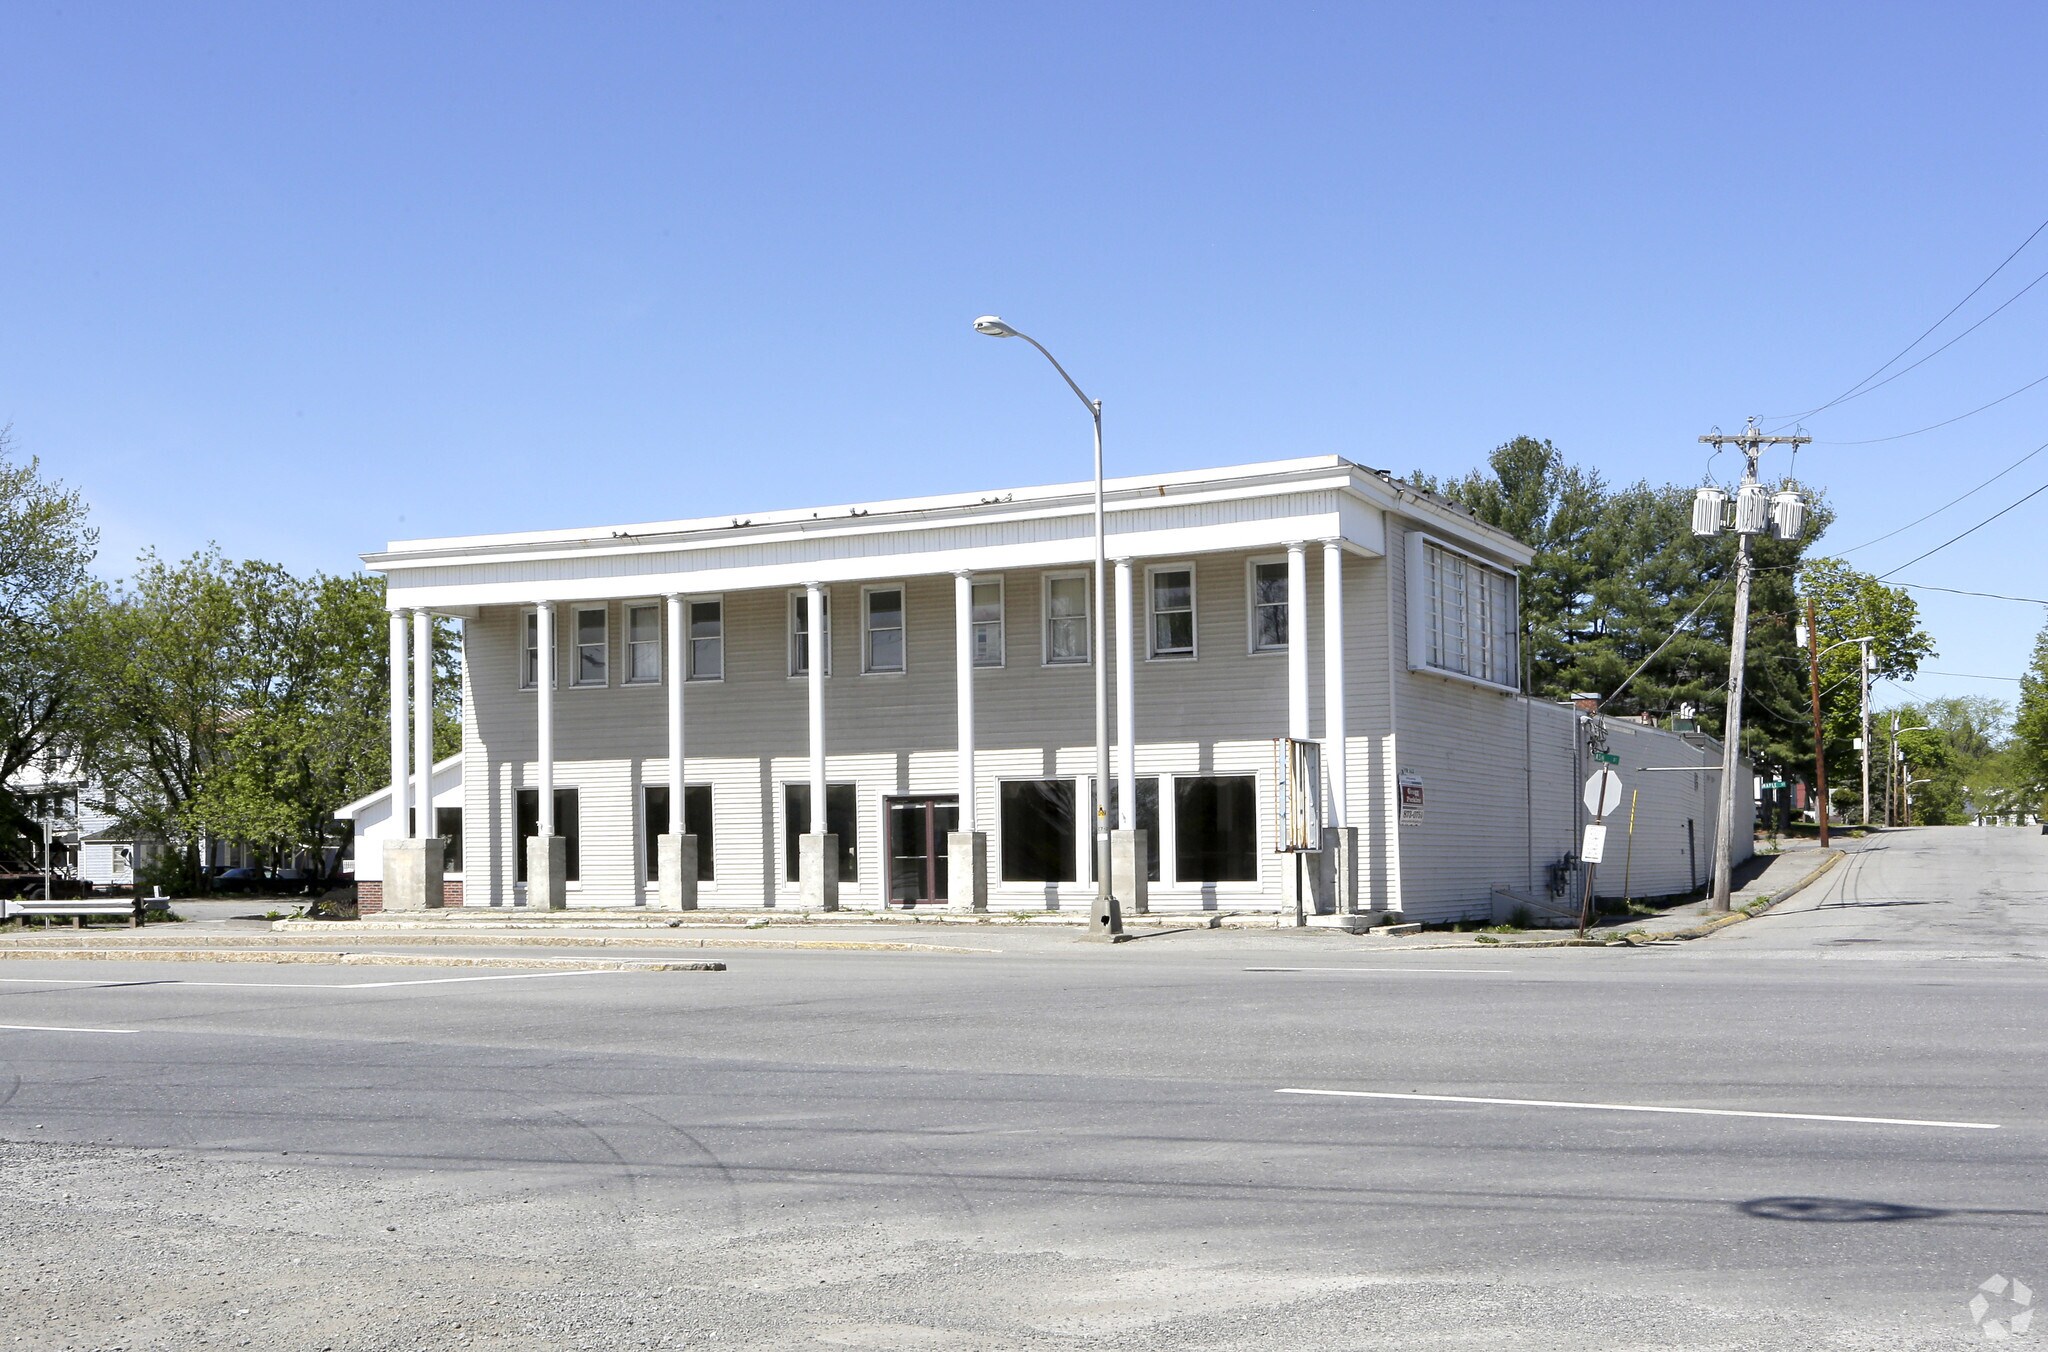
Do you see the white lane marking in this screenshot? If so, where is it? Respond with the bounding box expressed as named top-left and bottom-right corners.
top-left (0, 1022), bottom-right (139, 1035)
top-left (0, 970), bottom-right (629, 991)
top-left (1243, 966), bottom-right (1511, 975)
top-left (1275, 1087), bottom-right (2000, 1130)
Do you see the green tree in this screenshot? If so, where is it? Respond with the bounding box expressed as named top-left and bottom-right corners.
top-left (1415, 438), bottom-right (1831, 776)
top-left (2013, 619), bottom-right (2048, 813)
top-left (1794, 558), bottom-right (1937, 814)
top-left (0, 428), bottom-right (101, 860)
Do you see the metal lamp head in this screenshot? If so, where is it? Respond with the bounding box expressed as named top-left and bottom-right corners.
top-left (973, 315), bottom-right (1020, 338)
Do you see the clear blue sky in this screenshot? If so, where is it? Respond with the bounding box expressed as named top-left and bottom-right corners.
top-left (5, 2), bottom-right (2045, 712)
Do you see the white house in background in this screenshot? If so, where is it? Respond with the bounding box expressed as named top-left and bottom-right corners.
top-left (355, 455), bottom-right (1753, 920)
top-left (334, 754), bottom-right (467, 902)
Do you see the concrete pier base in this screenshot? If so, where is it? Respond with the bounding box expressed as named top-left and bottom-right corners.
top-left (946, 831), bottom-right (987, 911)
top-left (657, 834), bottom-right (699, 910)
top-left (799, 833), bottom-right (839, 911)
top-left (1111, 829), bottom-right (1150, 916)
top-left (526, 835), bottom-right (567, 910)
top-left (381, 838), bottom-right (444, 912)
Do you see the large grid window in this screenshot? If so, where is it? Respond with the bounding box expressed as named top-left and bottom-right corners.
top-left (1416, 538), bottom-right (1519, 688)
top-left (1001, 779), bottom-right (1077, 883)
top-left (572, 606), bottom-right (608, 687)
top-left (1044, 575), bottom-right (1089, 664)
top-left (971, 579), bottom-right (1004, 667)
top-left (1250, 560), bottom-right (1288, 652)
top-left (625, 603), bottom-right (661, 684)
top-left (864, 587), bottom-right (905, 673)
top-left (515, 788), bottom-right (580, 883)
top-left (1173, 775), bottom-right (1258, 883)
top-left (1148, 566), bottom-right (1195, 658)
top-left (790, 592), bottom-right (831, 677)
top-left (784, 783), bottom-right (858, 881)
top-left (643, 784), bottom-right (715, 883)
top-left (689, 599), bottom-right (723, 680)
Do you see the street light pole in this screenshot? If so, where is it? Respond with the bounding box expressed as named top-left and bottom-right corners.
top-left (1804, 599), bottom-right (1829, 848)
top-left (974, 316), bottom-right (1122, 938)
top-left (1859, 639), bottom-right (1872, 827)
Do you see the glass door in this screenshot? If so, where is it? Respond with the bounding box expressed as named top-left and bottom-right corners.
top-left (886, 797), bottom-right (959, 906)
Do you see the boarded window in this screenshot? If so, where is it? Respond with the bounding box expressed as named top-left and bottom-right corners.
top-left (515, 788), bottom-right (580, 882)
top-left (643, 785), bottom-right (715, 882)
top-left (1001, 779), bottom-right (1076, 883)
top-left (1173, 775), bottom-right (1257, 882)
top-left (784, 783), bottom-right (858, 882)
top-left (434, 806), bottom-right (463, 874)
top-left (1090, 776), bottom-right (1161, 883)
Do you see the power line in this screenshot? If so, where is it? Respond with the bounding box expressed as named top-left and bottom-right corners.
top-left (1833, 437), bottom-right (2048, 555)
top-left (1918, 670), bottom-right (2022, 682)
top-left (1771, 212), bottom-right (2048, 423)
top-left (1896, 581), bottom-right (2048, 605)
top-left (1874, 477), bottom-right (2048, 580)
top-left (1814, 367), bottom-right (2048, 444)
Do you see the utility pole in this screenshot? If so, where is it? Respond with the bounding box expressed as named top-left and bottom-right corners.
top-left (1804, 597), bottom-right (1829, 848)
top-left (1696, 418), bottom-right (1811, 913)
top-left (1859, 639), bottom-right (1872, 827)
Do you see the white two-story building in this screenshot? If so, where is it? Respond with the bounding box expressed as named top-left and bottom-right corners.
top-left (354, 455), bottom-right (1749, 922)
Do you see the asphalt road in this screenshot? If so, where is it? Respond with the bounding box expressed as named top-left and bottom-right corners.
top-left (1, 826), bottom-right (2043, 1349)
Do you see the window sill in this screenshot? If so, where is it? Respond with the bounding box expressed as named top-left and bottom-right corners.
top-left (1408, 662), bottom-right (1519, 696)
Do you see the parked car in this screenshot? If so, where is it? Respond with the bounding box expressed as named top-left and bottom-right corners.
top-left (210, 867), bottom-right (269, 894)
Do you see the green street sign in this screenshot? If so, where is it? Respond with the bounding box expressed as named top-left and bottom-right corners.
top-left (1595, 753), bottom-right (1620, 765)
top-left (1762, 780), bottom-right (1787, 790)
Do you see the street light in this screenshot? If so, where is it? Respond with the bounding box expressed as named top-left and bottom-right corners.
top-left (974, 316), bottom-right (1120, 939)
top-left (1794, 627), bottom-right (1875, 844)
top-left (1891, 722), bottom-right (1934, 826)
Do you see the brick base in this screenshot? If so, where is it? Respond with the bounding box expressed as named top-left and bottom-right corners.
top-left (354, 879), bottom-right (461, 915)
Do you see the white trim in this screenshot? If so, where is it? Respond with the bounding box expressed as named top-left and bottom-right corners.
top-left (788, 588), bottom-right (832, 678)
top-left (861, 582), bottom-right (908, 676)
top-left (685, 594), bottom-right (725, 682)
top-left (1246, 555), bottom-right (1289, 655)
top-left (622, 599), bottom-right (663, 686)
top-left (1042, 571), bottom-right (1091, 667)
top-left (1145, 561), bottom-right (1198, 661)
top-left (969, 575), bottom-right (1005, 669)
top-left (569, 603), bottom-right (610, 688)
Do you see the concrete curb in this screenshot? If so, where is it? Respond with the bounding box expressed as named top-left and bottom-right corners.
top-left (0, 948), bottom-right (724, 972)
top-left (0, 931), bottom-right (994, 956)
top-left (1617, 849), bottom-right (1846, 945)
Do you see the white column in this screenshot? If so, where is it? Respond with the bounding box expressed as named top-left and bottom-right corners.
top-left (666, 593), bottom-right (685, 802)
top-left (806, 583), bottom-right (826, 822)
top-left (953, 573), bottom-right (975, 828)
top-left (1321, 540), bottom-right (1347, 829)
top-left (388, 609), bottom-right (410, 841)
top-left (1286, 542), bottom-right (1310, 740)
top-left (1114, 557), bottom-right (1136, 828)
top-left (536, 601), bottom-right (556, 835)
top-left (412, 609), bottom-right (434, 837)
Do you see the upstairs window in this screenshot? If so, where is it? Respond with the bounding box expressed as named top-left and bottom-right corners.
top-left (625, 603), bottom-right (661, 684)
top-left (1250, 560), bottom-right (1288, 652)
top-left (521, 610), bottom-right (542, 689)
top-left (790, 591), bottom-right (832, 677)
top-left (864, 586), bottom-right (905, 673)
top-left (971, 579), bottom-right (1004, 667)
top-left (1409, 534), bottom-right (1519, 690)
top-left (688, 599), bottom-right (724, 680)
top-left (1148, 566), bottom-right (1196, 659)
top-left (572, 606), bottom-right (608, 687)
top-left (1045, 574), bottom-right (1090, 665)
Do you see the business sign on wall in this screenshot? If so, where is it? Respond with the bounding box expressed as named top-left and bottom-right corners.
top-left (1398, 769), bottom-right (1425, 825)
